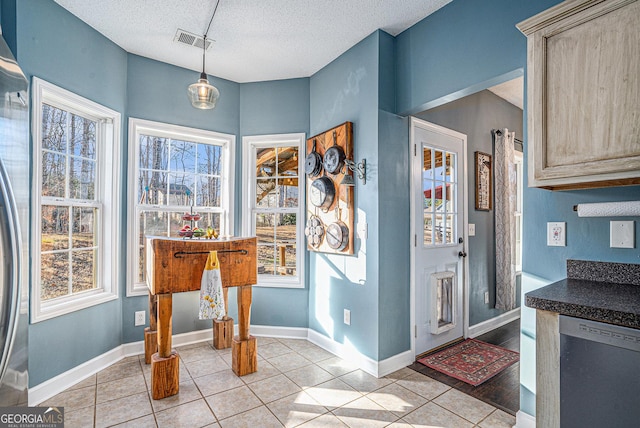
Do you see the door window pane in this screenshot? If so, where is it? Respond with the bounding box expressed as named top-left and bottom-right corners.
top-left (423, 146), bottom-right (458, 247)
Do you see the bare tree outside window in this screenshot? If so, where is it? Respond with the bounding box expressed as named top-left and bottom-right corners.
top-left (39, 104), bottom-right (98, 301)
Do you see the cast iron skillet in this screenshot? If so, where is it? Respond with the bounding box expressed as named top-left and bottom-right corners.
top-left (309, 173), bottom-right (335, 210)
top-left (305, 138), bottom-right (322, 177)
top-left (323, 130), bottom-right (345, 175)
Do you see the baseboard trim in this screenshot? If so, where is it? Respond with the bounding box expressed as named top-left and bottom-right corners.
top-left (29, 328), bottom-right (215, 406)
top-left (250, 324), bottom-right (308, 339)
top-left (514, 410), bottom-right (535, 428)
top-left (468, 308), bottom-right (520, 338)
top-left (306, 330), bottom-right (411, 378)
top-left (30, 325), bottom-right (410, 405)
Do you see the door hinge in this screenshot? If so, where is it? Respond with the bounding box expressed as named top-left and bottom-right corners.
top-left (414, 144), bottom-right (417, 156)
top-left (414, 234), bottom-right (417, 247)
top-left (414, 325), bottom-right (417, 338)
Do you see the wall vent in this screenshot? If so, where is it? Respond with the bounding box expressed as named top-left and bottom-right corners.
top-left (174, 29), bottom-right (213, 50)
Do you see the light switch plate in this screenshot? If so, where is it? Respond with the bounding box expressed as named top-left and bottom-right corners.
top-left (547, 222), bottom-right (566, 246)
top-left (468, 223), bottom-right (476, 236)
top-left (610, 221), bottom-right (634, 248)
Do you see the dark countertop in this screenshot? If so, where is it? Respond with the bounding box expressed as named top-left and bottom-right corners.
top-left (525, 278), bottom-right (640, 329)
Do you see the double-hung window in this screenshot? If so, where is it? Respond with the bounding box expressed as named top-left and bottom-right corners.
top-left (127, 118), bottom-right (235, 296)
top-left (31, 77), bottom-right (121, 322)
top-left (242, 134), bottom-right (305, 288)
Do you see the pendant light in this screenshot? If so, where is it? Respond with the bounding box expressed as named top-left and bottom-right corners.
top-left (188, 34), bottom-right (219, 109)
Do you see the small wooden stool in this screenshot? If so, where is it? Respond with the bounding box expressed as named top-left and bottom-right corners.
top-left (213, 288), bottom-right (234, 349)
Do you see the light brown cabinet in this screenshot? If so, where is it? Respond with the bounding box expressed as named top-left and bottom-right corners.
top-left (518, 0), bottom-right (640, 190)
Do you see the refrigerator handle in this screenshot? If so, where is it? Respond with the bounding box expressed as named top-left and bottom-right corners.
top-left (0, 157), bottom-right (22, 381)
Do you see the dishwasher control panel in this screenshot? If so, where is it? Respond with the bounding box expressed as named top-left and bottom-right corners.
top-left (560, 315), bottom-right (640, 352)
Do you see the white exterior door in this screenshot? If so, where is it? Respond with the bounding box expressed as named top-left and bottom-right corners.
top-left (410, 117), bottom-right (468, 356)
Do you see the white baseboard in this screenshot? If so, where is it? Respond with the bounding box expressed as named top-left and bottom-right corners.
top-left (250, 324), bottom-right (308, 339)
top-left (30, 325), bottom-right (411, 405)
top-left (468, 308), bottom-right (520, 338)
top-left (29, 328), bottom-right (215, 406)
top-left (514, 410), bottom-right (535, 428)
top-left (306, 330), bottom-right (411, 378)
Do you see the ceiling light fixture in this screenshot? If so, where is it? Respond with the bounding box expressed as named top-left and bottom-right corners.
top-left (187, 1), bottom-right (221, 109)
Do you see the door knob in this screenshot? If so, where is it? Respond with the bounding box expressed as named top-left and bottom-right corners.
top-left (458, 251), bottom-right (467, 258)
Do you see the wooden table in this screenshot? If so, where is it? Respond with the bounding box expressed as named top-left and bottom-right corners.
top-left (145, 236), bottom-right (257, 400)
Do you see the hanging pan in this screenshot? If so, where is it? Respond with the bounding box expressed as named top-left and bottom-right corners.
top-left (305, 138), bottom-right (322, 177)
top-left (309, 173), bottom-right (335, 210)
top-left (323, 130), bottom-right (346, 175)
top-left (326, 207), bottom-right (349, 251)
top-left (304, 214), bottom-right (325, 248)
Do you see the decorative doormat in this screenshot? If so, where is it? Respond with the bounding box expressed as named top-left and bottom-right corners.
top-left (417, 339), bottom-right (519, 386)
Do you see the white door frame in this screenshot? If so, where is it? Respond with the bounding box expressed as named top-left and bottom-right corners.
top-left (409, 117), bottom-right (470, 358)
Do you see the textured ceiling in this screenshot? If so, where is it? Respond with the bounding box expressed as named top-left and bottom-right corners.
top-left (488, 76), bottom-right (524, 110)
top-left (54, 0), bottom-right (451, 83)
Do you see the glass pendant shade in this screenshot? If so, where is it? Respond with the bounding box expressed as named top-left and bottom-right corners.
top-left (188, 72), bottom-right (219, 109)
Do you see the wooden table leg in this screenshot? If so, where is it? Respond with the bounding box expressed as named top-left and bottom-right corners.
top-left (232, 285), bottom-right (257, 376)
top-left (151, 293), bottom-right (179, 399)
top-left (213, 287), bottom-right (233, 349)
top-left (144, 291), bottom-right (158, 364)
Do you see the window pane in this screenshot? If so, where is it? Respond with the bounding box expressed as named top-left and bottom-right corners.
top-left (435, 214), bottom-right (444, 245)
top-left (445, 152), bottom-right (455, 183)
top-left (276, 213), bottom-right (296, 276)
top-left (140, 136), bottom-right (168, 170)
top-left (41, 104), bottom-right (67, 152)
top-left (72, 249), bottom-right (96, 293)
top-left (42, 152), bottom-right (66, 197)
top-left (196, 176), bottom-right (221, 207)
top-left (256, 179), bottom-right (276, 208)
top-left (258, 244), bottom-right (276, 275)
top-left (69, 157), bottom-right (96, 200)
top-left (170, 140), bottom-right (196, 172)
top-left (423, 214), bottom-right (433, 246)
top-left (256, 213), bottom-right (275, 244)
top-left (199, 212), bottom-right (221, 232)
top-left (256, 147), bottom-right (276, 178)
top-left (72, 207), bottom-right (96, 248)
top-left (279, 178), bottom-right (298, 208)
top-left (70, 113), bottom-right (96, 159)
top-left (139, 170), bottom-right (168, 205)
top-left (168, 173), bottom-right (195, 205)
top-left (277, 147), bottom-right (298, 176)
top-left (41, 252), bottom-right (69, 300)
top-left (445, 214), bottom-right (455, 244)
top-left (197, 143), bottom-right (221, 175)
top-left (423, 149), bottom-right (435, 179)
top-left (42, 206), bottom-right (69, 251)
top-left (140, 211), bottom-right (169, 241)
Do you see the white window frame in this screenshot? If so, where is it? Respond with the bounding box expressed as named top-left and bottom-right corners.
top-left (242, 133), bottom-right (305, 288)
top-left (127, 118), bottom-right (235, 296)
top-left (514, 150), bottom-right (523, 273)
top-left (31, 77), bottom-right (121, 323)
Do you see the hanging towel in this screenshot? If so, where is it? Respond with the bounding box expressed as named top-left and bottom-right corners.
top-left (199, 251), bottom-right (226, 320)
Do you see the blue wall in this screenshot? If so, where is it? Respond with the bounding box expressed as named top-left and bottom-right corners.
top-left (239, 78), bottom-right (310, 328)
top-left (14, 0), bottom-right (128, 386)
top-left (308, 31), bottom-right (382, 360)
top-left (395, 0), bottom-right (561, 115)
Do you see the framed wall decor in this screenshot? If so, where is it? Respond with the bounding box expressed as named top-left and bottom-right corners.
top-left (475, 151), bottom-right (492, 211)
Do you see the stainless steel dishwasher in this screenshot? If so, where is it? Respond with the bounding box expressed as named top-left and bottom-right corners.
top-left (560, 315), bottom-right (640, 428)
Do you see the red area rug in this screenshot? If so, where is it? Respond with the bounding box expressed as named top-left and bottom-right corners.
top-left (417, 339), bottom-right (519, 386)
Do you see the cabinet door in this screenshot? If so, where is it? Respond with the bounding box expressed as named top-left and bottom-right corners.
top-left (519, 0), bottom-right (640, 189)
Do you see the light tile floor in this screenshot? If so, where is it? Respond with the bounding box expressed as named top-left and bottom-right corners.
top-left (43, 337), bottom-right (516, 427)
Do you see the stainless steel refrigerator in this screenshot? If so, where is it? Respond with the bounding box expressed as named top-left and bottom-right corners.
top-left (0, 32), bottom-right (29, 406)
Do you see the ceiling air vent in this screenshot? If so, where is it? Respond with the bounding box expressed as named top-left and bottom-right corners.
top-left (174, 29), bottom-right (213, 50)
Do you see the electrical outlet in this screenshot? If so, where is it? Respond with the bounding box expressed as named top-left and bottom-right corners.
top-left (135, 311), bottom-right (146, 326)
top-left (484, 291), bottom-right (489, 304)
top-left (343, 309), bottom-right (351, 325)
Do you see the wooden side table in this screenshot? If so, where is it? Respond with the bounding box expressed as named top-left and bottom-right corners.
top-left (145, 236), bottom-right (257, 399)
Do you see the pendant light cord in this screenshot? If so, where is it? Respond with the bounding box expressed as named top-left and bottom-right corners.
top-left (201, 0), bottom-right (220, 76)
top-left (204, 0), bottom-right (221, 38)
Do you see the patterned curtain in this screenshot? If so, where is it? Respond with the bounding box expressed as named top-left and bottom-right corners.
top-left (494, 129), bottom-right (517, 311)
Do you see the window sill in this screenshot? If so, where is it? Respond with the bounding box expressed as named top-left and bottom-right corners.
top-left (32, 289), bottom-right (119, 324)
top-left (254, 277), bottom-right (304, 289)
